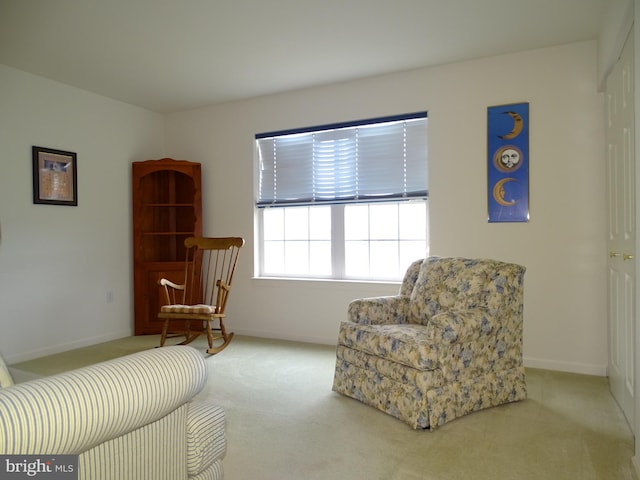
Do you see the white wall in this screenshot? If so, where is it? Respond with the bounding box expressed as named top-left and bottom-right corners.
top-left (0, 41), bottom-right (606, 376)
top-left (597, 0), bottom-right (634, 89)
top-left (0, 64), bottom-right (165, 363)
top-left (165, 41), bottom-right (606, 375)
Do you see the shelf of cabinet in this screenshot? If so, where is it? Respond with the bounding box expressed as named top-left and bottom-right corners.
top-left (142, 232), bottom-right (196, 235)
top-left (143, 203), bottom-right (195, 207)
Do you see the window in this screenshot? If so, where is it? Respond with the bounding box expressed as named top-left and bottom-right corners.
top-left (256, 112), bottom-right (428, 281)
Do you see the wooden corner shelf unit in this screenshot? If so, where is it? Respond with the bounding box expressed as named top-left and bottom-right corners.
top-left (132, 158), bottom-right (202, 335)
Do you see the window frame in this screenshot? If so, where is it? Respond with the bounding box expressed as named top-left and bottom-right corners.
top-left (254, 112), bottom-right (428, 282)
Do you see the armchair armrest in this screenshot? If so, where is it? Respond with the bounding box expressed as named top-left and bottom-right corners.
top-left (426, 307), bottom-right (495, 345)
top-left (348, 296), bottom-right (411, 325)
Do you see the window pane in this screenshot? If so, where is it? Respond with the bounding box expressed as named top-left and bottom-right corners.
top-left (309, 206), bottom-right (331, 240)
top-left (345, 204), bottom-right (369, 240)
top-left (284, 241), bottom-right (309, 275)
top-left (263, 208), bottom-right (284, 241)
top-left (399, 240), bottom-right (428, 273)
top-left (345, 240), bottom-right (369, 277)
top-left (369, 203), bottom-right (398, 240)
top-left (370, 241), bottom-right (400, 278)
top-left (263, 240), bottom-right (284, 273)
top-left (399, 202), bottom-right (426, 239)
top-left (284, 207), bottom-right (309, 240)
top-left (310, 241), bottom-right (332, 275)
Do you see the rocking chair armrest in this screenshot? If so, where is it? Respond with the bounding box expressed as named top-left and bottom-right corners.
top-left (159, 278), bottom-right (186, 291)
top-left (159, 278), bottom-right (186, 306)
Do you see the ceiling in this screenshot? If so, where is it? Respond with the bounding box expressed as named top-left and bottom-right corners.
top-left (0, 0), bottom-right (609, 113)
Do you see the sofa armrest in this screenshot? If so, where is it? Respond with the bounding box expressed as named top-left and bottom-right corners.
top-left (0, 346), bottom-right (207, 455)
top-left (348, 296), bottom-right (411, 325)
top-left (426, 308), bottom-right (495, 345)
top-left (187, 401), bottom-right (226, 477)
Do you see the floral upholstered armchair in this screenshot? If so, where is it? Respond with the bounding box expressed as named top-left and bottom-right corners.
top-left (332, 256), bottom-right (526, 430)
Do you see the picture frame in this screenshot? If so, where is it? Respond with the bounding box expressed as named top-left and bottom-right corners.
top-left (32, 146), bottom-right (78, 206)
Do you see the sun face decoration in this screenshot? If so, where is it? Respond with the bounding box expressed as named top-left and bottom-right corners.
top-left (494, 146), bottom-right (523, 173)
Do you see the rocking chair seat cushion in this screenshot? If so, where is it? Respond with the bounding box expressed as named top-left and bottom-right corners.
top-left (161, 304), bottom-right (218, 315)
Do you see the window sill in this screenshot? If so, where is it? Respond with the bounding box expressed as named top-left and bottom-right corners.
top-left (252, 275), bottom-right (401, 288)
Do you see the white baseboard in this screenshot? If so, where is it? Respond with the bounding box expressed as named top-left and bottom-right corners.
top-left (234, 328), bottom-right (336, 347)
top-left (237, 331), bottom-right (609, 377)
top-left (235, 329), bottom-right (607, 377)
top-left (523, 356), bottom-right (607, 377)
top-left (6, 328), bottom-right (610, 379)
top-left (5, 329), bottom-right (132, 364)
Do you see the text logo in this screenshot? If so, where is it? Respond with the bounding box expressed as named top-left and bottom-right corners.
top-left (0, 456), bottom-right (78, 479)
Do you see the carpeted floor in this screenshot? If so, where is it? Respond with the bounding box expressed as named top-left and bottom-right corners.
top-left (10, 335), bottom-right (638, 480)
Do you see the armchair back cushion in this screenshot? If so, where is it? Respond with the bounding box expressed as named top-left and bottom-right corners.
top-left (408, 257), bottom-right (524, 325)
top-left (399, 259), bottom-right (424, 297)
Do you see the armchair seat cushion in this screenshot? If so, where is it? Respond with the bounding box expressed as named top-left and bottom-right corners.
top-left (336, 345), bottom-right (444, 391)
top-left (338, 322), bottom-right (439, 371)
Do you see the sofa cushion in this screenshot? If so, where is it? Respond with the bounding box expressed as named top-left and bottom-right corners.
top-left (338, 322), bottom-right (439, 371)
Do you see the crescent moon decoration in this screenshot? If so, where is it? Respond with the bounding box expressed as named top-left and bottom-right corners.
top-left (499, 112), bottom-right (523, 140)
top-left (492, 178), bottom-right (518, 207)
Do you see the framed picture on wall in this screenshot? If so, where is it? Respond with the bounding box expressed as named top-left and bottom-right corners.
top-left (32, 146), bottom-right (78, 206)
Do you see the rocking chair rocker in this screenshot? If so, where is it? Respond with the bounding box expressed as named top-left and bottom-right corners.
top-left (158, 236), bottom-right (244, 355)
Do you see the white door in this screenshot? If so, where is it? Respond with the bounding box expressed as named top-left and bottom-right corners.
top-left (606, 30), bottom-right (635, 430)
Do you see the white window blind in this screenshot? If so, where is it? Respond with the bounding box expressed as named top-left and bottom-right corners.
top-left (256, 112), bottom-right (428, 207)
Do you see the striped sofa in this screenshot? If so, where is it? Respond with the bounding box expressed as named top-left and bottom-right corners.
top-left (0, 346), bottom-right (226, 479)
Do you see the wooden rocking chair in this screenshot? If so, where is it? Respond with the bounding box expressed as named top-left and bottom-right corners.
top-left (158, 236), bottom-right (244, 355)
